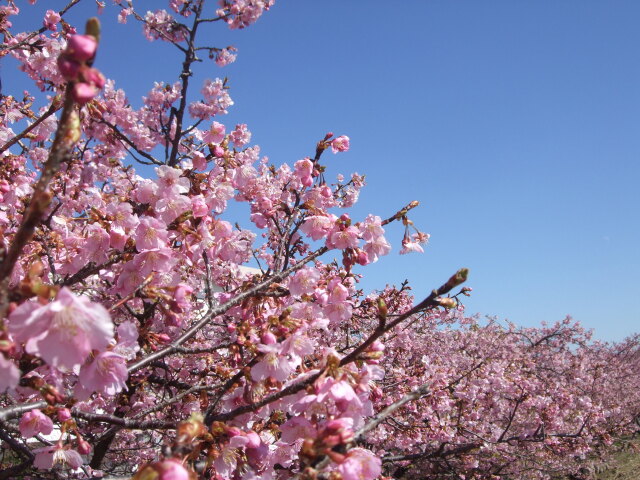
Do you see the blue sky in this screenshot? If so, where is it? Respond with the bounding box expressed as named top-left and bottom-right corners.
top-left (5, 1), bottom-right (639, 341)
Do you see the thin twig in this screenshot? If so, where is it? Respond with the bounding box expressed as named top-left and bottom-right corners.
top-left (127, 246), bottom-right (329, 373)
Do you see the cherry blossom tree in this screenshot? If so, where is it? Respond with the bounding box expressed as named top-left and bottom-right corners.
top-left (0, 2), bottom-right (638, 479)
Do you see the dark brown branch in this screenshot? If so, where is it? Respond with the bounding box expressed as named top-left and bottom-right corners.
top-left (74, 411), bottom-right (174, 429)
top-left (207, 369), bottom-right (325, 424)
top-left (167, 1), bottom-right (203, 166)
top-left (0, 422), bottom-right (33, 461)
top-left (60, 252), bottom-right (128, 286)
top-left (497, 396), bottom-right (523, 443)
top-left (339, 268), bottom-right (469, 367)
top-left (0, 401), bottom-right (48, 421)
top-left (99, 119), bottom-right (161, 165)
top-left (0, 85), bottom-right (77, 317)
top-left (381, 200), bottom-right (420, 226)
top-left (354, 384), bottom-right (431, 440)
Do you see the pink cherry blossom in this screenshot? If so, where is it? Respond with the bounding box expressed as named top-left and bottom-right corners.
top-left (218, 0), bottom-right (275, 29)
top-left (189, 78), bottom-right (233, 119)
top-left (230, 123), bottom-right (251, 147)
top-left (78, 351), bottom-right (128, 397)
top-left (250, 341), bottom-right (293, 382)
top-left (65, 35), bottom-right (97, 62)
top-left (43, 10), bottom-right (61, 31)
top-left (280, 416), bottom-right (317, 444)
top-left (0, 4), bottom-right (637, 480)
top-left (294, 158), bottom-right (314, 187)
top-left (288, 267), bottom-right (321, 297)
top-left (215, 47), bottom-right (237, 67)
top-left (364, 235), bottom-right (391, 262)
top-left (19, 409), bottom-right (54, 438)
top-left (33, 446), bottom-right (83, 470)
top-left (399, 238), bottom-right (424, 254)
top-left (327, 226), bottom-right (360, 250)
top-left (337, 448), bottom-right (381, 480)
top-left (135, 217), bottom-right (169, 250)
top-left (143, 10), bottom-right (188, 43)
top-left (8, 288), bottom-right (113, 370)
top-left (135, 459), bottom-right (190, 480)
top-left (57, 408), bottom-right (72, 422)
top-left (359, 214), bottom-right (385, 242)
top-left (118, 7), bottom-right (132, 23)
top-left (156, 165), bottom-right (191, 193)
top-left (300, 214), bottom-right (336, 241)
top-left (203, 120), bottom-right (226, 144)
top-left (0, 354), bottom-right (19, 392)
top-left (331, 135), bottom-right (350, 153)
top-left (72, 82), bottom-right (99, 104)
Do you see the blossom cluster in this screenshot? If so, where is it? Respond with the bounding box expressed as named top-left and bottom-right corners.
top-left (0, 2), bottom-right (637, 480)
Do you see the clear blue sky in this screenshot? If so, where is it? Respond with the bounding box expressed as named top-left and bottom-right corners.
top-left (5, 1), bottom-right (640, 341)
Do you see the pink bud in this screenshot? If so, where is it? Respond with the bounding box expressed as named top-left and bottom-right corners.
top-left (320, 185), bottom-right (332, 198)
top-left (133, 459), bottom-right (190, 480)
top-left (57, 408), bottom-right (72, 422)
top-left (213, 145), bottom-right (225, 157)
top-left (323, 433), bottom-right (342, 447)
top-left (261, 331), bottom-right (277, 345)
top-left (57, 56), bottom-right (81, 81)
top-left (245, 431), bottom-right (261, 449)
top-left (356, 250), bottom-right (370, 266)
top-left (71, 82), bottom-right (98, 104)
top-left (77, 437), bottom-right (92, 455)
top-left (82, 67), bottom-right (105, 89)
top-left (324, 417), bottom-right (352, 433)
top-left (65, 34), bottom-right (97, 62)
top-left (301, 175), bottom-right (313, 188)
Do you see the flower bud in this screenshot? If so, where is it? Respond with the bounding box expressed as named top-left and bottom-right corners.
top-left (82, 67), bottom-right (105, 89)
top-left (444, 268), bottom-right (469, 290)
top-left (57, 56), bottom-right (81, 81)
top-left (176, 413), bottom-right (205, 442)
top-left (213, 145), bottom-right (225, 157)
top-left (77, 437), bottom-right (92, 455)
top-left (435, 297), bottom-right (457, 309)
top-left (57, 408), bottom-right (72, 422)
top-left (320, 185), bottom-right (332, 198)
top-left (131, 459), bottom-right (190, 480)
top-left (244, 431), bottom-right (261, 449)
top-left (65, 34), bottom-right (97, 62)
top-left (377, 297), bottom-right (388, 319)
top-left (85, 17), bottom-right (101, 43)
top-left (356, 249), bottom-right (369, 266)
top-left (261, 331), bottom-right (277, 345)
top-left (71, 82), bottom-right (98, 105)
